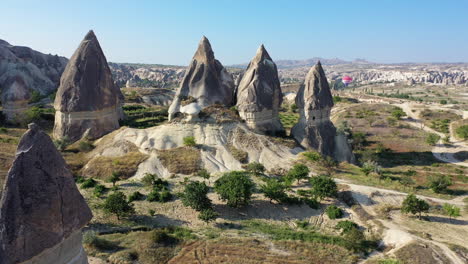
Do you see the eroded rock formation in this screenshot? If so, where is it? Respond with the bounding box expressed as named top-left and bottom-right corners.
top-left (236, 45), bottom-right (284, 135)
top-left (168, 36), bottom-right (234, 120)
top-left (292, 62), bottom-right (353, 162)
top-left (54, 30), bottom-right (122, 142)
top-left (0, 123), bottom-right (92, 264)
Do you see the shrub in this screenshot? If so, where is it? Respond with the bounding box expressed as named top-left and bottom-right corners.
top-left (54, 137), bottom-right (70, 151)
top-left (287, 164), bottom-right (310, 184)
top-left (103, 192), bottom-right (135, 220)
top-left (142, 173), bottom-right (157, 186)
top-left (29, 90), bottom-right (42, 103)
top-left (93, 184), bottom-right (107, 197)
top-left (391, 107), bottom-right (406, 120)
top-left (245, 162), bottom-right (265, 177)
top-left (78, 140), bottom-right (94, 152)
top-left (214, 171), bottom-right (254, 208)
top-left (440, 99), bottom-right (447, 105)
top-left (309, 176), bottom-right (338, 201)
top-left (426, 133), bottom-right (440, 146)
top-left (181, 181), bottom-right (212, 211)
top-left (148, 209), bottom-right (156, 216)
top-left (128, 191), bottom-right (144, 202)
top-left (82, 231), bottom-right (117, 250)
top-left (302, 151), bottom-right (322, 162)
top-left (352, 132), bottom-right (367, 150)
top-left (183, 136), bottom-right (197, 147)
top-left (428, 175), bottom-right (452, 193)
top-left (81, 178), bottom-right (97, 189)
top-left (401, 194), bottom-right (429, 219)
top-left (150, 229), bottom-right (176, 245)
top-left (197, 168), bottom-right (211, 182)
top-left (198, 208), bottom-right (218, 223)
top-left (335, 220), bottom-right (359, 234)
top-left (326, 205), bottom-right (343, 219)
top-left (23, 106), bottom-right (42, 125)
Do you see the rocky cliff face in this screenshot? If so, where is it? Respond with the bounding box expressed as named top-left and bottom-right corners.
top-left (168, 36), bottom-right (235, 120)
top-left (54, 30), bottom-right (122, 142)
top-left (291, 62), bottom-right (338, 158)
top-left (0, 39), bottom-right (67, 95)
top-left (236, 45), bottom-right (284, 135)
top-left (0, 123), bottom-right (92, 264)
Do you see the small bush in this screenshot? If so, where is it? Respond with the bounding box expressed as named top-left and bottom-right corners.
top-left (54, 137), bottom-right (70, 151)
top-left (128, 191), bottom-right (144, 202)
top-left (103, 192), bottom-right (135, 220)
top-left (287, 164), bottom-right (310, 184)
top-left (214, 171), bottom-right (254, 208)
top-left (455, 125), bottom-right (468, 140)
top-left (198, 208), bottom-right (218, 223)
top-left (83, 231), bottom-right (117, 250)
top-left (81, 178), bottom-right (97, 189)
top-left (93, 184), bottom-right (107, 197)
top-left (302, 151), bottom-right (322, 162)
top-left (245, 162), bottom-right (265, 177)
top-left (150, 229), bottom-right (177, 245)
top-left (148, 209), bottom-right (156, 216)
top-left (78, 140), bottom-right (94, 152)
top-left (426, 133), bottom-right (440, 146)
top-left (326, 205), bottom-right (343, 219)
top-left (335, 220), bottom-right (359, 234)
top-left (183, 136), bottom-right (197, 147)
top-left (428, 175), bottom-right (452, 193)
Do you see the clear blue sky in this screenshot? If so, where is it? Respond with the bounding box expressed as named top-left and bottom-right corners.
top-left (1, 0), bottom-right (467, 65)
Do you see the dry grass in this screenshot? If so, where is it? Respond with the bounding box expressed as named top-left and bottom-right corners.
top-left (168, 237), bottom-right (357, 264)
top-left (82, 151), bottom-right (149, 179)
top-left (394, 242), bottom-right (450, 264)
top-left (157, 147), bottom-right (201, 174)
top-left (227, 144), bottom-right (248, 163)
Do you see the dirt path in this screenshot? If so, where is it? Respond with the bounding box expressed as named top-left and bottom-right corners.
top-left (335, 178), bottom-right (466, 206)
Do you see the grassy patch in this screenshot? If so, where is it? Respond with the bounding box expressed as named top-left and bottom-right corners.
top-left (157, 146), bottom-right (201, 174)
top-left (83, 152), bottom-right (149, 180)
top-left (394, 242), bottom-right (450, 264)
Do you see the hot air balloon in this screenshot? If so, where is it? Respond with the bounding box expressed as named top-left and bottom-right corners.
top-left (342, 76), bottom-right (353, 87)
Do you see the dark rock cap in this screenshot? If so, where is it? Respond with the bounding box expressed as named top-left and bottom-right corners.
top-left (296, 61), bottom-right (334, 110)
top-left (0, 123), bottom-right (92, 263)
top-left (54, 30), bottom-right (122, 112)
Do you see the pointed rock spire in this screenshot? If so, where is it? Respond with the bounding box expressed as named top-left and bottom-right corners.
top-left (0, 124), bottom-right (92, 263)
top-left (53, 30), bottom-right (122, 142)
top-left (291, 62), bottom-right (336, 157)
top-left (168, 36), bottom-right (234, 120)
top-left (236, 45), bottom-right (284, 135)
top-left (193, 36), bottom-right (215, 62)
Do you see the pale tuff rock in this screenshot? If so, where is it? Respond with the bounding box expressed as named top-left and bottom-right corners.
top-left (0, 75), bottom-right (30, 122)
top-left (292, 62), bottom-right (353, 162)
top-left (0, 124), bottom-right (92, 264)
top-left (236, 45), bottom-right (284, 135)
top-left (168, 36), bottom-right (235, 120)
top-left (53, 30), bottom-right (122, 142)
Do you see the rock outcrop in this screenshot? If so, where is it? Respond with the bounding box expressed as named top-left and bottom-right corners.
top-left (0, 75), bottom-right (30, 122)
top-left (0, 123), bottom-right (92, 264)
top-left (236, 45), bottom-right (284, 135)
top-left (53, 30), bottom-right (122, 142)
top-left (291, 62), bottom-right (340, 159)
top-left (168, 36), bottom-right (234, 120)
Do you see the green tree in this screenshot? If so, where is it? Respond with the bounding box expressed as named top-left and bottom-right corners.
top-left (440, 99), bottom-right (447, 105)
top-left (352, 132), bottom-right (367, 150)
top-left (142, 173), bottom-right (157, 187)
top-left (401, 194), bottom-right (429, 220)
top-left (309, 176), bottom-right (338, 201)
top-left (181, 181), bottom-right (212, 211)
top-left (426, 133), bottom-right (440, 146)
top-left (198, 208), bottom-right (218, 223)
top-left (442, 203), bottom-right (461, 222)
top-left (183, 136), bottom-right (197, 147)
top-left (103, 192), bottom-right (135, 220)
top-left (391, 107), bottom-right (406, 120)
top-left (245, 162), bottom-right (265, 177)
top-left (260, 178), bottom-right (288, 203)
top-left (428, 175), bottom-right (452, 193)
top-left (214, 171), bottom-right (254, 208)
top-left (108, 171), bottom-right (120, 187)
top-left (287, 164), bottom-right (310, 184)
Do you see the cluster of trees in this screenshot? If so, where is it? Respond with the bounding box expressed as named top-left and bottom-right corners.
top-left (401, 194), bottom-right (461, 221)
